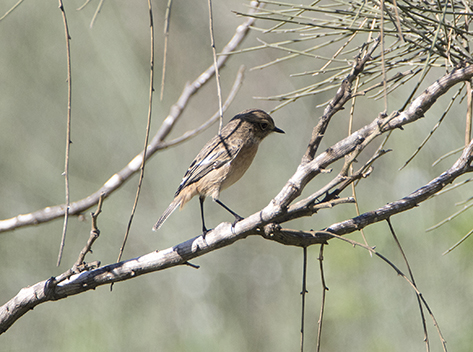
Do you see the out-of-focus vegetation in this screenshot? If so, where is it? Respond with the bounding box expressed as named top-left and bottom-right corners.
top-left (1, 1), bottom-right (472, 351)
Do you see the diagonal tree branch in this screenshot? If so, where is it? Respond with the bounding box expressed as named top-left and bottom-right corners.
top-left (263, 64), bottom-right (473, 218)
top-left (2, 64), bottom-right (472, 335)
top-left (1, 138), bottom-right (471, 334)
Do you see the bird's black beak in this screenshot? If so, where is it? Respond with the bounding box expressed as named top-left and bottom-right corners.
top-left (273, 126), bottom-right (285, 134)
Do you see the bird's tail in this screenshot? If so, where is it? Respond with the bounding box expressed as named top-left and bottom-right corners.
top-left (152, 198), bottom-right (181, 231)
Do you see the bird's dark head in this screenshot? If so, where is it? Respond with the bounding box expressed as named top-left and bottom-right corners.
top-left (232, 109), bottom-right (285, 139)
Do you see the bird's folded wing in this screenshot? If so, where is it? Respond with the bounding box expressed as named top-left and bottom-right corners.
top-left (175, 138), bottom-right (241, 196)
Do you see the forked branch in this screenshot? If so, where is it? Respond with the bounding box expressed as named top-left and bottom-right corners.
top-left (1, 64), bottom-right (472, 335)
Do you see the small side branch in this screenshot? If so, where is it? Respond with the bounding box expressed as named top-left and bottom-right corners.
top-left (57, 0), bottom-right (73, 266)
top-left (207, 0), bottom-right (224, 133)
top-left (300, 247), bottom-right (308, 352)
top-left (116, 0), bottom-right (155, 263)
top-left (302, 38), bottom-right (380, 164)
top-left (74, 194), bottom-right (104, 270)
top-left (316, 244), bottom-right (327, 352)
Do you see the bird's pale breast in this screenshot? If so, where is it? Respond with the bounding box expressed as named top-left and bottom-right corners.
top-left (219, 141), bottom-right (259, 192)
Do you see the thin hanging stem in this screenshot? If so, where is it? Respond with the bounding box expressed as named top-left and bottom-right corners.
top-left (208, 0), bottom-right (224, 134)
top-left (57, 0), bottom-right (72, 266)
top-left (316, 244), bottom-right (327, 352)
top-left (300, 246), bottom-right (308, 352)
top-left (386, 218), bottom-right (430, 352)
top-left (116, 0), bottom-right (155, 264)
top-left (160, 0), bottom-right (172, 101)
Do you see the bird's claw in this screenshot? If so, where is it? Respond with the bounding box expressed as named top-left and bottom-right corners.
top-left (202, 227), bottom-right (210, 239)
top-left (232, 215), bottom-right (243, 227)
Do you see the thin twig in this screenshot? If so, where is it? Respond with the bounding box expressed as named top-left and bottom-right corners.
top-left (208, 0), bottom-right (224, 134)
top-left (432, 146), bottom-right (464, 167)
top-left (116, 0), bottom-right (155, 263)
top-left (431, 177), bottom-right (473, 197)
top-left (160, 0), bottom-right (172, 101)
top-left (57, 0), bottom-right (72, 267)
top-left (399, 84), bottom-right (464, 170)
top-left (89, 0), bottom-right (104, 28)
top-left (264, 0), bottom-right (319, 33)
top-left (399, 1), bottom-right (448, 112)
top-left (466, 81), bottom-right (472, 145)
top-left (0, 0), bottom-right (24, 21)
top-left (300, 246), bottom-right (308, 352)
top-left (386, 218), bottom-right (429, 352)
top-left (316, 244), bottom-right (327, 352)
top-left (313, 18), bottom-right (368, 76)
top-left (380, 0), bottom-right (388, 113)
top-left (348, 67), bottom-right (370, 250)
top-left (302, 36), bottom-right (380, 164)
top-left (390, 0), bottom-right (405, 41)
top-left (51, 195), bottom-right (105, 286)
top-left (76, 0), bottom-right (91, 11)
top-left (320, 230), bottom-right (447, 351)
top-left (425, 201), bottom-right (473, 232)
top-left (443, 227), bottom-right (473, 254)
top-left (74, 193), bottom-right (105, 269)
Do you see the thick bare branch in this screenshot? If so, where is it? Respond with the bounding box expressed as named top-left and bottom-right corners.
top-left (263, 64), bottom-right (473, 219)
top-left (1, 137), bottom-right (471, 333)
top-left (0, 221), bottom-right (246, 334)
top-left (2, 64), bottom-right (472, 334)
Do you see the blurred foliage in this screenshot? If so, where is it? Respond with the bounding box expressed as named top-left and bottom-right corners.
top-left (0, 1), bottom-right (472, 352)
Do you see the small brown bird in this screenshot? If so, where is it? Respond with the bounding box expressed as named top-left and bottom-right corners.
top-left (153, 108), bottom-right (284, 234)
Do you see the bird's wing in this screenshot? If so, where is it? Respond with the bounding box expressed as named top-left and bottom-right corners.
top-left (175, 136), bottom-right (241, 196)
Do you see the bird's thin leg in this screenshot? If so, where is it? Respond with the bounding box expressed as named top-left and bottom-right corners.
top-left (215, 199), bottom-right (243, 226)
top-left (199, 196), bottom-right (209, 236)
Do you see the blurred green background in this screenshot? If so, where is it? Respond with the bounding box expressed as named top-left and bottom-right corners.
top-left (1, 1), bottom-right (472, 351)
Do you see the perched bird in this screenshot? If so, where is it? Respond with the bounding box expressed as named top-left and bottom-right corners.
top-left (152, 108), bottom-right (284, 235)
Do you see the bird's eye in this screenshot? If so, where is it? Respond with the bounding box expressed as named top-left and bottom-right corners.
top-left (260, 122), bottom-right (269, 130)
